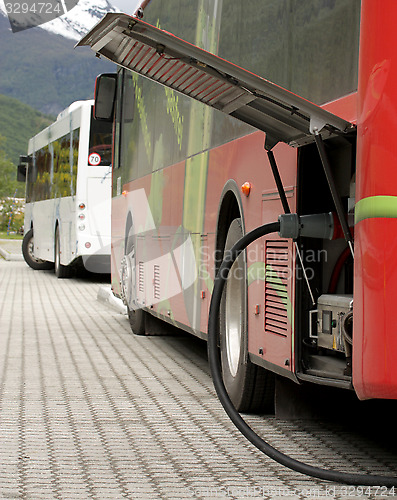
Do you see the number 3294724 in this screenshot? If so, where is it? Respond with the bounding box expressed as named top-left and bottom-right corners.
top-left (5, 3), bottom-right (62, 14)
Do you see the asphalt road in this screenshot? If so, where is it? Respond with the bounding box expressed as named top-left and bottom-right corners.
top-left (0, 258), bottom-right (397, 499)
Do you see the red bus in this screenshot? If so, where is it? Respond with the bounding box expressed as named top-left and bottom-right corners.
top-left (79, 0), bottom-right (397, 410)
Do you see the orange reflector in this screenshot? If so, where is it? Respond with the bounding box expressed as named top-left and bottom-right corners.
top-left (241, 182), bottom-right (251, 197)
top-left (122, 190), bottom-right (128, 197)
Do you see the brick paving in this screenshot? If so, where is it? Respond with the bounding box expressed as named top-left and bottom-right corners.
top-left (0, 260), bottom-right (396, 499)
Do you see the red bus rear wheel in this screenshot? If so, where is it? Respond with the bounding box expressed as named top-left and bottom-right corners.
top-left (122, 219), bottom-right (146, 335)
top-left (220, 218), bottom-right (274, 413)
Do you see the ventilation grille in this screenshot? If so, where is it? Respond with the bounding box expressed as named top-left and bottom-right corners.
top-left (264, 240), bottom-right (290, 337)
top-left (153, 265), bottom-right (161, 301)
top-left (138, 261), bottom-right (144, 294)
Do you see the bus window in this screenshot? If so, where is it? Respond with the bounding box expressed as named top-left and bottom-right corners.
top-left (119, 70), bottom-right (140, 178)
top-left (31, 146), bottom-right (51, 202)
top-left (26, 154), bottom-right (37, 203)
top-left (71, 128), bottom-right (79, 195)
top-left (89, 113), bottom-right (112, 166)
top-left (212, 0), bottom-right (360, 147)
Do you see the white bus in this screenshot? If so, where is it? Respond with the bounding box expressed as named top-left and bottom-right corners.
top-left (18, 100), bottom-right (112, 277)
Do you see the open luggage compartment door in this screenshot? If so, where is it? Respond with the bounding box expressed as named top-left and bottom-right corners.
top-left (77, 13), bottom-right (354, 150)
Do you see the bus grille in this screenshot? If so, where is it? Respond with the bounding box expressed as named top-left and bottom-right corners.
top-left (138, 262), bottom-right (144, 294)
top-left (153, 265), bottom-right (161, 301)
top-left (264, 240), bottom-right (290, 337)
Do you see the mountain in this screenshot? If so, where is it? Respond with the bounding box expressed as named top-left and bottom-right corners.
top-left (0, 0), bottom-right (119, 115)
top-left (0, 0), bottom-right (118, 40)
top-left (0, 94), bottom-right (54, 165)
top-left (41, 0), bottom-right (117, 40)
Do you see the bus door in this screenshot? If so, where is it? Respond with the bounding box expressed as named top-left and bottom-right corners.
top-left (83, 115), bottom-right (113, 266)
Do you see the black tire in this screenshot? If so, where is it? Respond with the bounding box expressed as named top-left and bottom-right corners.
top-left (120, 220), bottom-right (146, 335)
top-left (128, 308), bottom-right (146, 335)
top-left (22, 229), bottom-right (53, 270)
top-left (54, 226), bottom-right (71, 278)
top-left (219, 218), bottom-right (275, 413)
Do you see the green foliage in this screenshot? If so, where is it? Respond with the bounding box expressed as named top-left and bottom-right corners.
top-left (0, 134), bottom-right (24, 232)
top-left (0, 136), bottom-right (20, 199)
top-left (0, 94), bottom-right (53, 165)
top-left (0, 197), bottom-right (24, 232)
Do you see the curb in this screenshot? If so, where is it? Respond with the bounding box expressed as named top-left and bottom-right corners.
top-left (97, 286), bottom-right (127, 315)
top-left (0, 246), bottom-right (24, 261)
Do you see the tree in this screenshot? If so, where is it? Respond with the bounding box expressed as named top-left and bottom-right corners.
top-left (0, 135), bottom-right (20, 199)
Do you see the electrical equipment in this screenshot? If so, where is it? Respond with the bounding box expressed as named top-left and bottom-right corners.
top-left (315, 294), bottom-right (353, 353)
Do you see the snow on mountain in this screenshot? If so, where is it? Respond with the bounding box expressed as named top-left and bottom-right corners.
top-left (0, 0), bottom-right (122, 41)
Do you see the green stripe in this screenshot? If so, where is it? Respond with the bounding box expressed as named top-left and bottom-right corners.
top-left (247, 262), bottom-right (266, 285)
top-left (355, 195), bottom-right (397, 224)
top-left (183, 152), bottom-right (208, 233)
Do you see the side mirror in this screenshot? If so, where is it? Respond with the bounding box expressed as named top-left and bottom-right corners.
top-left (17, 164), bottom-right (26, 182)
top-left (94, 73), bottom-right (117, 121)
top-left (17, 155), bottom-right (30, 182)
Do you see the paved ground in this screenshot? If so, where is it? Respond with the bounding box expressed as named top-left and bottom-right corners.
top-left (0, 239), bottom-right (23, 261)
top-left (0, 259), bottom-right (397, 499)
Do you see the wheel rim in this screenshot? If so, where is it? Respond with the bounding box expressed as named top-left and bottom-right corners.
top-left (55, 231), bottom-right (60, 271)
top-left (120, 255), bottom-right (132, 306)
top-left (225, 255), bottom-right (244, 378)
top-left (120, 232), bottom-right (136, 309)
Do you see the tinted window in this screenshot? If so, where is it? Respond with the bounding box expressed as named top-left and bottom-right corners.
top-left (27, 129), bottom-right (79, 202)
top-left (117, 0), bottom-right (360, 182)
top-left (89, 113), bottom-right (113, 166)
top-left (217, 0), bottom-right (360, 105)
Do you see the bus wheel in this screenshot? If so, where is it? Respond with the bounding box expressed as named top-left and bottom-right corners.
top-left (121, 221), bottom-right (146, 335)
top-left (22, 229), bottom-right (54, 270)
top-left (127, 308), bottom-right (146, 336)
top-left (54, 227), bottom-right (71, 278)
top-left (220, 218), bottom-right (275, 413)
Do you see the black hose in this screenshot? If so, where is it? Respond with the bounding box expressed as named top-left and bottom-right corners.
top-left (207, 221), bottom-right (397, 486)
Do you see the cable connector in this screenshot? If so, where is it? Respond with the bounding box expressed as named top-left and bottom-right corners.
top-left (278, 212), bottom-right (334, 240)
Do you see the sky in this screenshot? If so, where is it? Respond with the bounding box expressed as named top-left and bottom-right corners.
top-left (111, 0), bottom-right (142, 15)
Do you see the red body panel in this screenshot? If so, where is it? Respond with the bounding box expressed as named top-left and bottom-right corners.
top-left (207, 133), bottom-right (297, 373)
top-left (108, 1), bottom-right (397, 400)
top-left (354, 0), bottom-right (397, 399)
top-left (112, 129), bottom-right (297, 375)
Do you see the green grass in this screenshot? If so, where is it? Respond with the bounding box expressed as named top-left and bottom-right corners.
top-left (0, 231), bottom-right (23, 240)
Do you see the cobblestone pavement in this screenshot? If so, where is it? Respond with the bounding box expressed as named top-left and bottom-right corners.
top-left (0, 260), bottom-right (397, 500)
